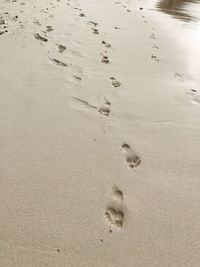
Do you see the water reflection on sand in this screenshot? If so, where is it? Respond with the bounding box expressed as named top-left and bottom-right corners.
top-left (157, 0), bottom-right (200, 21)
top-left (154, 0), bottom-right (200, 84)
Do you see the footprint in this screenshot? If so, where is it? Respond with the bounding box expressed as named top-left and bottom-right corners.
top-left (109, 77), bottom-right (121, 87)
top-left (105, 187), bottom-right (124, 229)
top-left (72, 97), bottom-right (111, 116)
top-left (73, 75), bottom-right (82, 81)
top-left (121, 143), bottom-right (141, 168)
top-left (92, 28), bottom-right (99, 34)
top-left (34, 33), bottom-right (48, 42)
top-left (57, 44), bottom-right (66, 53)
top-left (50, 58), bottom-right (67, 67)
top-left (188, 89), bottom-right (200, 105)
top-left (90, 20), bottom-right (98, 27)
top-left (101, 54), bottom-right (109, 64)
top-left (102, 40), bottom-right (111, 48)
top-left (98, 99), bottom-right (111, 116)
top-left (151, 54), bottom-right (159, 62)
top-left (191, 98), bottom-right (200, 105)
top-left (149, 33), bottom-right (155, 39)
top-left (153, 44), bottom-right (159, 50)
top-left (46, 25), bottom-right (53, 32)
top-left (173, 72), bottom-right (183, 82)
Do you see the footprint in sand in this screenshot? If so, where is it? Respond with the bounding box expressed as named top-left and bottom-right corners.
top-left (151, 54), bottom-right (159, 62)
top-left (89, 20), bottom-right (98, 27)
top-left (50, 58), bottom-right (67, 67)
top-left (172, 72), bottom-right (183, 82)
top-left (149, 33), bottom-right (156, 39)
top-left (92, 28), bottom-right (99, 34)
top-left (34, 33), bottom-right (48, 42)
top-left (121, 143), bottom-right (141, 168)
top-left (79, 13), bottom-right (86, 17)
top-left (73, 75), bottom-right (82, 81)
top-left (153, 44), bottom-right (159, 50)
top-left (188, 89), bottom-right (200, 105)
top-left (191, 98), bottom-right (200, 105)
top-left (109, 77), bottom-right (121, 88)
top-left (46, 25), bottom-right (53, 32)
top-left (101, 54), bottom-right (109, 64)
top-left (105, 188), bottom-right (124, 229)
top-left (102, 40), bottom-right (111, 48)
top-left (57, 44), bottom-right (66, 53)
top-left (98, 98), bottom-right (111, 116)
top-left (71, 97), bottom-right (111, 116)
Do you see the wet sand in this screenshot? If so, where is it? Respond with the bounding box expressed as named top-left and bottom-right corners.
top-left (0, 0), bottom-right (200, 266)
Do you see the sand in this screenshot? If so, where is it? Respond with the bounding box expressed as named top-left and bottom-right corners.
top-left (0, 0), bottom-right (200, 266)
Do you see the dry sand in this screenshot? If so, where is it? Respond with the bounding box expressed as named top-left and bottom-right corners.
top-left (0, 0), bottom-right (200, 266)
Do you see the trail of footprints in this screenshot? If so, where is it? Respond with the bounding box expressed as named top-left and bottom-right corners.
top-left (2, 0), bottom-right (149, 235)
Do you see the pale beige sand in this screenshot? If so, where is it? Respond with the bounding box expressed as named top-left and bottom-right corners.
top-left (0, 0), bottom-right (200, 266)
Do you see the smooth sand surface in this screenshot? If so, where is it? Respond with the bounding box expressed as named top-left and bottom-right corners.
top-left (1, 0), bottom-right (200, 266)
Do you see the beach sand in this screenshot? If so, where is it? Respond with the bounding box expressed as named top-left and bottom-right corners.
top-left (0, 0), bottom-right (200, 266)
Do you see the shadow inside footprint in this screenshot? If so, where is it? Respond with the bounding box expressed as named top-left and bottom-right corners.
top-left (121, 143), bottom-right (141, 168)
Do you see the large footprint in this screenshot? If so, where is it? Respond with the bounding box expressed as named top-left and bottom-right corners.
top-left (105, 188), bottom-right (124, 229)
top-left (121, 143), bottom-right (141, 168)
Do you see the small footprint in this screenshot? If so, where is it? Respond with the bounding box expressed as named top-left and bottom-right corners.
top-left (34, 33), bottom-right (48, 42)
top-left (188, 89), bottom-right (200, 105)
top-left (50, 58), bottom-right (67, 67)
top-left (46, 25), bottom-right (53, 32)
top-left (101, 54), bottom-right (109, 64)
top-left (151, 54), bottom-right (159, 62)
top-left (173, 72), bottom-right (183, 82)
top-left (90, 20), bottom-right (98, 27)
top-left (92, 28), bottom-right (99, 34)
top-left (149, 33), bottom-right (155, 39)
top-left (73, 75), bottom-right (82, 81)
top-left (121, 143), bottom-right (141, 168)
top-left (102, 40), bottom-right (111, 48)
top-left (109, 77), bottom-right (121, 87)
top-left (153, 44), bottom-right (159, 50)
top-left (105, 187), bottom-right (124, 229)
top-left (57, 44), bottom-right (66, 53)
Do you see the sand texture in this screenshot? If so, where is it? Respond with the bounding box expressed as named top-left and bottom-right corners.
top-left (0, 0), bottom-right (200, 266)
